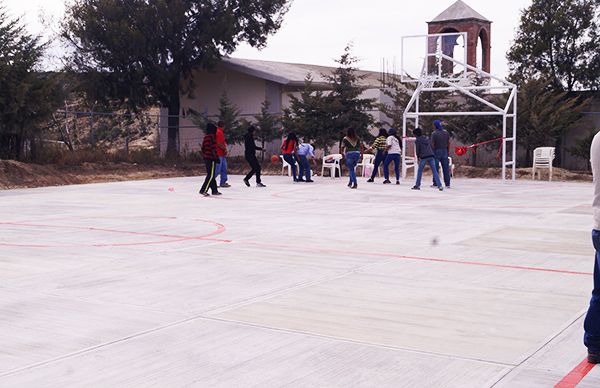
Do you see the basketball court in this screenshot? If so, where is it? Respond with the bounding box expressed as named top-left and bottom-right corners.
top-left (0, 175), bottom-right (597, 387)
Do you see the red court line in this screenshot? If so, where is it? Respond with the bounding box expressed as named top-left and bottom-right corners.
top-left (555, 358), bottom-right (596, 387)
top-left (243, 241), bottom-right (593, 277)
top-left (0, 218), bottom-right (230, 248)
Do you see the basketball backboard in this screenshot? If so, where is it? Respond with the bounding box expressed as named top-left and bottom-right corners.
top-left (400, 32), bottom-right (468, 83)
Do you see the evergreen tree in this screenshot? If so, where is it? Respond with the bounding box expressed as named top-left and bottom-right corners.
top-left (253, 100), bottom-right (280, 160)
top-left (217, 92), bottom-right (246, 145)
top-left (379, 73), bottom-right (412, 129)
top-left (516, 78), bottom-right (589, 166)
top-left (324, 45), bottom-right (375, 143)
top-left (282, 75), bottom-right (337, 153)
top-left (0, 5), bottom-right (63, 160)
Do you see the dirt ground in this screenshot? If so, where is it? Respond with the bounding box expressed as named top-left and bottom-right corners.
top-left (0, 159), bottom-right (592, 190)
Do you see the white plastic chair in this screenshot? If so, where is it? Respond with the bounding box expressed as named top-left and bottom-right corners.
top-left (448, 156), bottom-right (455, 177)
top-left (532, 147), bottom-right (555, 181)
top-left (281, 155), bottom-right (299, 176)
top-left (321, 154), bottom-right (343, 178)
top-left (356, 154), bottom-right (375, 177)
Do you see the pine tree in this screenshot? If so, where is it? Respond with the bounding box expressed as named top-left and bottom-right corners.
top-left (217, 92), bottom-right (245, 145)
top-left (324, 45), bottom-right (375, 143)
top-left (282, 75), bottom-right (337, 153)
top-left (0, 6), bottom-right (63, 160)
top-left (253, 100), bottom-right (280, 160)
top-left (516, 78), bottom-right (589, 166)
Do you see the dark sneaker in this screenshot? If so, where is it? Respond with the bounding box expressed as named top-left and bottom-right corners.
top-left (200, 192), bottom-right (210, 197)
top-left (367, 178), bottom-right (374, 183)
top-left (243, 179), bottom-right (250, 187)
top-left (348, 182), bottom-right (352, 187)
top-left (589, 352), bottom-right (600, 364)
top-left (438, 186), bottom-right (444, 191)
top-left (212, 191), bottom-right (222, 196)
top-left (396, 181), bottom-right (400, 185)
top-left (446, 186), bottom-right (451, 189)
top-left (411, 186), bottom-right (420, 190)
top-left (430, 184), bottom-right (438, 188)
top-left (383, 180), bottom-right (391, 184)
top-left (257, 182), bottom-right (267, 187)
top-left (305, 179), bottom-right (314, 183)
top-left (220, 183), bottom-right (231, 188)
top-left (351, 183), bottom-right (357, 189)
top-left (297, 178), bottom-right (306, 182)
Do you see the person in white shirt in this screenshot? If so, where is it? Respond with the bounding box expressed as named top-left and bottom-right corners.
top-left (297, 142), bottom-right (316, 182)
top-left (383, 128), bottom-right (402, 185)
top-left (585, 131), bottom-right (600, 364)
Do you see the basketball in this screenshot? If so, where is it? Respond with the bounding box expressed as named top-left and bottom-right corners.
top-left (270, 155), bottom-right (280, 163)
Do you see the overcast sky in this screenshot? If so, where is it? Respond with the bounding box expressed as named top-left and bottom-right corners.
top-left (2, 0), bottom-right (531, 77)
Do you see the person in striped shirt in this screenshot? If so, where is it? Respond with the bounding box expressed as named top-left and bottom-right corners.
top-left (366, 128), bottom-right (389, 183)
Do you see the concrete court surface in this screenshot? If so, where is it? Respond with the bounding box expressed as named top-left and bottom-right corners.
top-left (0, 174), bottom-right (598, 387)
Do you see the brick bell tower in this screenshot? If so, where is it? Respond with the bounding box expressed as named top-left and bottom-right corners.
top-left (427, 0), bottom-right (491, 73)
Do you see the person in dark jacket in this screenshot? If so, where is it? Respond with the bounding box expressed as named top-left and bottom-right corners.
top-left (243, 126), bottom-right (267, 188)
top-left (431, 119), bottom-right (452, 188)
top-left (412, 127), bottom-right (443, 191)
top-left (200, 122), bottom-right (221, 197)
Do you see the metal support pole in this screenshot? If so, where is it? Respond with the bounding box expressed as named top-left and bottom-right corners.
top-left (415, 94), bottom-right (420, 129)
top-left (402, 114), bottom-right (407, 179)
top-left (513, 88), bottom-right (518, 180)
top-left (502, 115), bottom-right (507, 181)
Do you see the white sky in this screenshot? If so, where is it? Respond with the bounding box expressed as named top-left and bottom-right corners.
top-left (2, 0), bottom-right (531, 77)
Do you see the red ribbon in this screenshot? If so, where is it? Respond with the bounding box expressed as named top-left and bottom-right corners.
top-left (454, 137), bottom-right (504, 159)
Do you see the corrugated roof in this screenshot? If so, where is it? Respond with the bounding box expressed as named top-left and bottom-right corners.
top-left (221, 57), bottom-right (381, 88)
top-left (430, 0), bottom-right (489, 23)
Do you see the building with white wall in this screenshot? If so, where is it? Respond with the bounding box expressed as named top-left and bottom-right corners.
top-left (158, 57), bottom-right (387, 156)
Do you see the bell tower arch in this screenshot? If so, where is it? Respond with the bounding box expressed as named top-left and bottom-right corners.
top-left (427, 0), bottom-right (492, 73)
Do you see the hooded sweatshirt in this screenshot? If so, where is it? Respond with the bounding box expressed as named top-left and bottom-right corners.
top-left (415, 135), bottom-right (435, 159)
top-left (431, 120), bottom-right (450, 150)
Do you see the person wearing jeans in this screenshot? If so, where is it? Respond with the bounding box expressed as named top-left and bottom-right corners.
top-left (281, 132), bottom-right (299, 182)
top-left (341, 128), bottom-right (363, 189)
top-left (431, 120), bottom-right (451, 188)
top-left (366, 128), bottom-right (388, 183)
top-left (214, 121), bottom-right (230, 188)
top-left (297, 142), bottom-right (316, 182)
top-left (411, 127), bottom-right (443, 191)
top-left (383, 128), bottom-right (402, 185)
top-left (584, 131), bottom-right (600, 364)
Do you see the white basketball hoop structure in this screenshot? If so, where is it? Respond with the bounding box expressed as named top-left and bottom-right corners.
top-left (400, 33), bottom-right (517, 181)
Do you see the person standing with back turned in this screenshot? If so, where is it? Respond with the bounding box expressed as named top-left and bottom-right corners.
top-left (584, 131), bottom-right (600, 364)
top-left (341, 128), bottom-right (363, 189)
top-left (431, 119), bottom-right (451, 188)
top-left (382, 128), bottom-right (402, 185)
top-left (215, 120), bottom-right (230, 188)
top-left (411, 127), bottom-right (443, 191)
